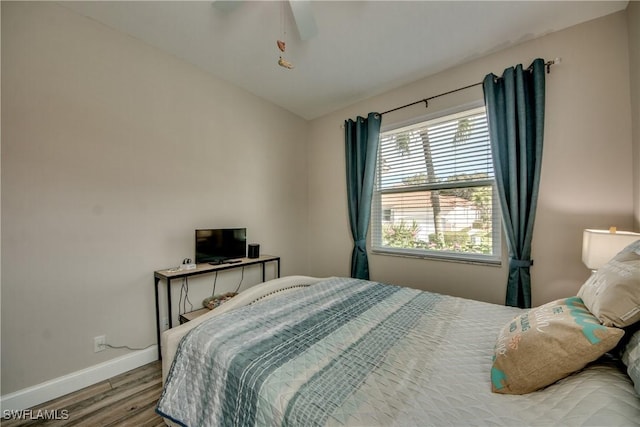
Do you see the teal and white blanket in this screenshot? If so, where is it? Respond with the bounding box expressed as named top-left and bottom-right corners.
top-left (157, 277), bottom-right (640, 427)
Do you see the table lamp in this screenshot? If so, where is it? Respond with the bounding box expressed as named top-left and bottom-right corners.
top-left (582, 227), bottom-right (640, 270)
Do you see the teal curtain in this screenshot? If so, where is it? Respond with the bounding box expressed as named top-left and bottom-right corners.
top-left (483, 58), bottom-right (545, 308)
top-left (345, 113), bottom-right (382, 280)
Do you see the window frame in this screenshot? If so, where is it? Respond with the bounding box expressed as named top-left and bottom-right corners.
top-left (370, 101), bottom-right (502, 266)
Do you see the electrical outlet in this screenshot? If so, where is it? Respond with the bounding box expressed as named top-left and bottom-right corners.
top-left (94, 335), bottom-right (106, 353)
top-left (162, 317), bottom-right (169, 329)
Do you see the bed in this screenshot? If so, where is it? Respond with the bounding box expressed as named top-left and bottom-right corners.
top-left (156, 243), bottom-right (640, 427)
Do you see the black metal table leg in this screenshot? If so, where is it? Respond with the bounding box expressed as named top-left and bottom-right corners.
top-left (154, 277), bottom-right (161, 360)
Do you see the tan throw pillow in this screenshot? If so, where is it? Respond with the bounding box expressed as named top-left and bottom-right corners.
top-left (491, 296), bottom-right (624, 395)
top-left (578, 240), bottom-right (640, 327)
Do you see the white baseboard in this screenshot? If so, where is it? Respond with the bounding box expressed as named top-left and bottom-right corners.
top-left (0, 346), bottom-right (158, 411)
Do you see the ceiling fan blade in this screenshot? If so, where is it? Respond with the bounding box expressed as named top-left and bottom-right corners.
top-left (289, 0), bottom-right (318, 41)
top-left (211, 0), bottom-right (243, 13)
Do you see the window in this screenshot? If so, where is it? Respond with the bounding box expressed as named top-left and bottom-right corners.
top-left (371, 104), bottom-right (501, 264)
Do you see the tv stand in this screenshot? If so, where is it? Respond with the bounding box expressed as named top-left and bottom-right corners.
top-left (153, 254), bottom-right (280, 359)
top-left (209, 259), bottom-right (243, 265)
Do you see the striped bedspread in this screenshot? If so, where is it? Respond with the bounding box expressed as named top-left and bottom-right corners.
top-left (156, 277), bottom-right (640, 427)
top-left (157, 277), bottom-right (458, 426)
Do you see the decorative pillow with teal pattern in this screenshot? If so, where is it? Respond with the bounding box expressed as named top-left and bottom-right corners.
top-left (491, 296), bottom-right (625, 395)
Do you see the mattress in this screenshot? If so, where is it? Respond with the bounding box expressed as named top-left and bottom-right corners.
top-left (157, 277), bottom-right (640, 426)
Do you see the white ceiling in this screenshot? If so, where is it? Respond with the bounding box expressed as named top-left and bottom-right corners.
top-left (59, 1), bottom-right (628, 120)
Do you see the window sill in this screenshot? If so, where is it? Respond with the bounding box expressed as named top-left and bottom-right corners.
top-left (371, 247), bottom-right (502, 267)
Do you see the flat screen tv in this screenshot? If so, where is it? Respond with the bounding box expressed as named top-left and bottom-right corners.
top-left (195, 228), bottom-right (247, 264)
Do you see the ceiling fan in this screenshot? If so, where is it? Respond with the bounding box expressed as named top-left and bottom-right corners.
top-left (212, 0), bottom-right (318, 41)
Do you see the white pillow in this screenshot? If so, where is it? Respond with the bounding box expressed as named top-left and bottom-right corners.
top-left (578, 240), bottom-right (640, 328)
top-left (621, 328), bottom-right (640, 396)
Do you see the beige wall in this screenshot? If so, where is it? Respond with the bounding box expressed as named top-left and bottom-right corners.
top-left (307, 11), bottom-right (634, 307)
top-left (629, 1), bottom-right (640, 231)
top-left (1, 2), bottom-right (309, 394)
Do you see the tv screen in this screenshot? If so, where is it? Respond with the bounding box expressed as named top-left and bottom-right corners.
top-left (195, 228), bottom-right (247, 264)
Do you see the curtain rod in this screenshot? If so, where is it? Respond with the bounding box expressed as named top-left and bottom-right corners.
top-left (380, 58), bottom-right (560, 117)
top-left (380, 81), bottom-right (481, 116)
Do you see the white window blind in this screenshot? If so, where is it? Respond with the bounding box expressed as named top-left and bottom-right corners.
top-left (372, 105), bottom-right (501, 263)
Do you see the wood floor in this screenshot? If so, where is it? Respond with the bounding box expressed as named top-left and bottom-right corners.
top-left (2, 361), bottom-right (165, 427)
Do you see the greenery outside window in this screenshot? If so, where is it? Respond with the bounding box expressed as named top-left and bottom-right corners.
top-left (371, 103), bottom-right (501, 264)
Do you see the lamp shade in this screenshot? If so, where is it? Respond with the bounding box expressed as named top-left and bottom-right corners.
top-left (582, 229), bottom-right (640, 270)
